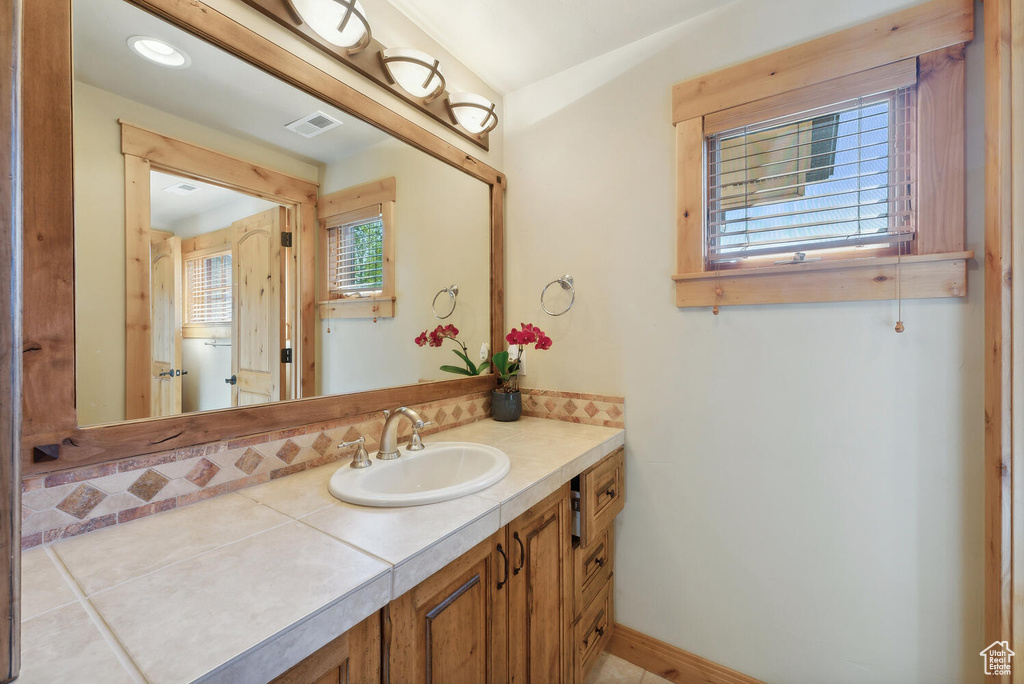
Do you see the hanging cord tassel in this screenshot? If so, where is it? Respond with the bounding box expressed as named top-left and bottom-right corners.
top-left (712, 260), bottom-right (722, 316)
top-left (894, 241), bottom-right (905, 333)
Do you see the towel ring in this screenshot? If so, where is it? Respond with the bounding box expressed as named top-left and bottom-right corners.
top-left (432, 285), bottom-right (459, 319)
top-left (541, 275), bottom-right (575, 316)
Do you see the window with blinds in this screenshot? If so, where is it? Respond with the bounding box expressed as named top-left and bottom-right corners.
top-left (706, 86), bottom-right (916, 265)
top-left (326, 205), bottom-right (385, 298)
top-left (185, 252), bottom-right (232, 324)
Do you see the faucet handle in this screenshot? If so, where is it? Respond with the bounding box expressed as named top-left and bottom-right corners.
top-left (407, 421), bottom-right (434, 451)
top-left (339, 436), bottom-right (371, 469)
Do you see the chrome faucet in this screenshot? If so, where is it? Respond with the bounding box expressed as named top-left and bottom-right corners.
top-left (377, 407), bottom-right (426, 460)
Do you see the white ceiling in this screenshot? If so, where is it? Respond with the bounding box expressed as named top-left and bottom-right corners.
top-left (74, 0), bottom-right (392, 165)
top-left (150, 170), bottom-right (279, 234)
top-left (385, 0), bottom-right (732, 94)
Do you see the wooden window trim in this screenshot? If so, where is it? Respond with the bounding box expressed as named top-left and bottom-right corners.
top-left (672, 0), bottom-right (974, 308)
top-left (20, 0), bottom-right (505, 475)
top-left (318, 178), bottom-right (397, 320)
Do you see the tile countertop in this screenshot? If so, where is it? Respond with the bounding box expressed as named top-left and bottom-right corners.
top-left (20, 417), bottom-right (624, 684)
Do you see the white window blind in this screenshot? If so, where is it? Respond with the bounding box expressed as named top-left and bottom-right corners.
top-left (185, 251), bottom-right (232, 324)
top-left (706, 86), bottom-right (917, 264)
top-left (327, 205), bottom-right (385, 297)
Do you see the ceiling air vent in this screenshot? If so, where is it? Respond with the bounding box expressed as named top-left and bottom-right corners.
top-left (285, 110), bottom-right (343, 138)
top-left (163, 181), bottom-right (201, 195)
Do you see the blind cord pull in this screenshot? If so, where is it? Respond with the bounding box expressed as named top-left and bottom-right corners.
top-left (894, 240), bottom-right (905, 333)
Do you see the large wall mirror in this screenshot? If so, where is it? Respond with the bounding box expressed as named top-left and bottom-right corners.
top-left (21, 0), bottom-right (503, 471)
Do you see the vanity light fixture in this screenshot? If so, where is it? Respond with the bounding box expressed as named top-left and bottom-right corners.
top-left (127, 36), bottom-right (191, 69)
top-left (379, 48), bottom-right (446, 103)
top-left (287, 0), bottom-right (372, 54)
top-left (446, 92), bottom-right (499, 137)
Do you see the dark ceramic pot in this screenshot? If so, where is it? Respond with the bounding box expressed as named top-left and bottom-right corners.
top-left (491, 390), bottom-right (522, 422)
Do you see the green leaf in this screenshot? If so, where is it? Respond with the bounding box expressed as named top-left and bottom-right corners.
top-left (476, 361), bottom-right (491, 374)
top-left (440, 364), bottom-right (474, 376)
top-left (492, 350), bottom-right (510, 375)
top-left (452, 349), bottom-right (477, 375)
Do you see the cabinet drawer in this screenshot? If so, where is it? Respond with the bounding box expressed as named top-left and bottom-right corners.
top-left (574, 527), bottom-right (613, 619)
top-left (574, 576), bottom-right (613, 683)
top-left (579, 448), bottom-right (625, 547)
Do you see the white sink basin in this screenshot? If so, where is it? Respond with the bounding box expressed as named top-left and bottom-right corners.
top-left (328, 442), bottom-right (510, 507)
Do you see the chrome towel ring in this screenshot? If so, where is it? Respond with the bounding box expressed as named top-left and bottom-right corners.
top-left (432, 284), bottom-right (459, 319)
top-left (541, 275), bottom-right (575, 316)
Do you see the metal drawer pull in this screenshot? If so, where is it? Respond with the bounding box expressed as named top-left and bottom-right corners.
top-left (513, 532), bottom-right (524, 575)
top-left (583, 623), bottom-right (605, 648)
top-left (604, 486), bottom-right (616, 498)
top-left (497, 543), bottom-right (508, 589)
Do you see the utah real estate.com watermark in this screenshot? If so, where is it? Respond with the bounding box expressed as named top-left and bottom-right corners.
top-left (981, 641), bottom-right (1014, 676)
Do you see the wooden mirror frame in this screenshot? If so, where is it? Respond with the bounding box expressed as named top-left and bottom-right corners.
top-left (21, 0), bottom-right (505, 476)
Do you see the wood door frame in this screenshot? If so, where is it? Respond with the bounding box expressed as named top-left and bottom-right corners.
top-left (20, 0), bottom-right (505, 476)
top-left (121, 122), bottom-right (314, 419)
top-left (1, 0), bottom-right (20, 679)
top-left (983, 0), bottom-right (1023, 670)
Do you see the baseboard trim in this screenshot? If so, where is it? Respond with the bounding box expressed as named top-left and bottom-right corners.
top-left (607, 623), bottom-right (765, 684)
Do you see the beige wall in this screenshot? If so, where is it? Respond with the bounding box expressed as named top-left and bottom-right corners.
top-left (504, 1), bottom-right (985, 682)
top-left (73, 81), bottom-right (320, 426)
top-left (317, 138), bottom-right (491, 395)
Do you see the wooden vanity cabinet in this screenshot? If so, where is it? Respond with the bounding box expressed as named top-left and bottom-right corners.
top-left (269, 611), bottom-right (381, 684)
top-left (275, 449), bottom-right (624, 684)
top-left (571, 447), bottom-right (624, 683)
top-left (387, 530), bottom-right (509, 684)
top-left (505, 483), bottom-right (574, 684)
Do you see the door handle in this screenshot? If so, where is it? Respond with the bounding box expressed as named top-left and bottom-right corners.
top-left (513, 532), bottom-right (524, 575)
top-left (225, 375), bottom-right (237, 385)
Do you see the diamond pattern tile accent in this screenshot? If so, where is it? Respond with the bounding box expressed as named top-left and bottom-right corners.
top-left (563, 399), bottom-right (579, 415)
top-left (22, 391), bottom-right (497, 545)
top-left (606, 405), bottom-right (623, 420)
top-left (276, 440), bottom-right (301, 465)
top-left (56, 484), bottom-right (107, 520)
top-left (234, 448), bottom-right (264, 475)
top-left (127, 469), bottom-right (170, 502)
top-left (583, 402), bottom-right (600, 418)
top-left (544, 399), bottom-right (557, 412)
top-left (312, 432), bottom-right (333, 455)
top-left (185, 458), bottom-right (220, 487)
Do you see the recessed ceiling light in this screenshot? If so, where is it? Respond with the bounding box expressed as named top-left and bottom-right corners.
top-left (127, 36), bottom-right (191, 69)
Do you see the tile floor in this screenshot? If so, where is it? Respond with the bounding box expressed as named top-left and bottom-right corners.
top-left (585, 652), bottom-right (673, 684)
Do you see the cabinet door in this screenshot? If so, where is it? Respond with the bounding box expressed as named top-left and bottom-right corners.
top-left (270, 610), bottom-right (380, 684)
top-left (388, 531), bottom-right (508, 684)
top-left (508, 484), bottom-right (573, 684)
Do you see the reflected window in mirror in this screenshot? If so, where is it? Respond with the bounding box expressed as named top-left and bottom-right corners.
top-left (185, 252), bottom-right (232, 327)
top-left (328, 209), bottom-right (386, 297)
top-left (319, 177), bottom-right (397, 320)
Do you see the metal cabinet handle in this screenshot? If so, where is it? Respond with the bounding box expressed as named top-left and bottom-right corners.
top-left (513, 532), bottom-right (524, 575)
top-left (225, 375), bottom-right (237, 385)
top-left (158, 370), bottom-right (173, 377)
top-left (583, 620), bottom-right (606, 648)
top-left (604, 486), bottom-right (616, 498)
top-left (496, 543), bottom-right (508, 589)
